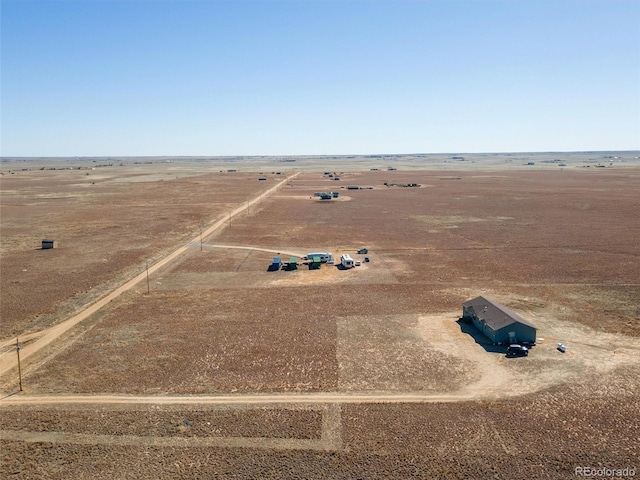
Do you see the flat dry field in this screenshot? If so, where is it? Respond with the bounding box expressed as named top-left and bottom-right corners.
top-left (1, 158), bottom-right (639, 479)
top-left (0, 164), bottom-right (276, 336)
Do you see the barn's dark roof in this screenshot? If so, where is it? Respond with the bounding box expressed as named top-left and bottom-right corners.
top-left (462, 296), bottom-right (537, 331)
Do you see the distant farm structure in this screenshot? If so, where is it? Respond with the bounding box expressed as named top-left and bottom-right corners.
top-left (313, 192), bottom-right (339, 200)
top-left (384, 182), bottom-right (420, 188)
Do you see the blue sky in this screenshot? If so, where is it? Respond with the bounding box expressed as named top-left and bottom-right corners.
top-left (1, 0), bottom-right (639, 156)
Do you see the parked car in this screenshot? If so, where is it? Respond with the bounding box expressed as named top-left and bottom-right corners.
top-left (364, 256), bottom-right (370, 262)
top-left (357, 248), bottom-right (368, 254)
top-left (506, 344), bottom-right (529, 357)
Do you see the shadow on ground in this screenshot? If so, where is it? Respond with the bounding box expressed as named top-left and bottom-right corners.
top-left (456, 318), bottom-right (507, 354)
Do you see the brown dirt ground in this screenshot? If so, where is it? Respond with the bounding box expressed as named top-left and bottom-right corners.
top-left (1, 163), bottom-right (639, 478)
top-left (1, 167), bottom-right (274, 336)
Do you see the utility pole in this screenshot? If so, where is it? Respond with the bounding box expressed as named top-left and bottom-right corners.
top-left (16, 337), bottom-right (22, 392)
top-left (200, 224), bottom-right (203, 252)
top-left (146, 261), bottom-right (150, 294)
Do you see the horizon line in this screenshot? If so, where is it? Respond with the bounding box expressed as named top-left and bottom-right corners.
top-left (2, 149), bottom-right (639, 160)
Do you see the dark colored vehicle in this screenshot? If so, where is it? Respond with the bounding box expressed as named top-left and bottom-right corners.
top-left (357, 248), bottom-right (368, 254)
top-left (507, 344), bottom-right (529, 357)
top-left (364, 256), bottom-right (370, 262)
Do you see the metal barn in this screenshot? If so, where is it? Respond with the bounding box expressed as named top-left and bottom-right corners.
top-left (462, 296), bottom-right (537, 344)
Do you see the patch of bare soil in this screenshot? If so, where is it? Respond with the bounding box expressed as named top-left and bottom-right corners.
top-left (0, 404), bottom-right (322, 439)
top-left (337, 314), bottom-right (474, 392)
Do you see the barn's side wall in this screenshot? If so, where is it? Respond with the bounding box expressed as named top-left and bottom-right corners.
top-left (470, 316), bottom-right (498, 343)
top-left (495, 323), bottom-right (537, 344)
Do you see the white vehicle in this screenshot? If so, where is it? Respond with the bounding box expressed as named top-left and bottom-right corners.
top-left (306, 252), bottom-right (333, 263)
top-left (340, 254), bottom-right (355, 268)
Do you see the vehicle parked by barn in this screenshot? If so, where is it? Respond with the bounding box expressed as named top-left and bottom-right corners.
top-left (507, 344), bottom-right (529, 357)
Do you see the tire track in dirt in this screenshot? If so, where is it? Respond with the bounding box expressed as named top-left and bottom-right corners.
top-left (0, 392), bottom-right (479, 406)
top-left (200, 244), bottom-right (305, 258)
top-left (0, 392), bottom-right (467, 453)
top-left (0, 429), bottom-right (332, 451)
top-left (0, 401), bottom-right (344, 452)
top-left (0, 174), bottom-right (300, 382)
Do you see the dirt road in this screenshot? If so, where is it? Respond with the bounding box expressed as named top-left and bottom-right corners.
top-left (201, 244), bottom-right (305, 258)
top-left (0, 392), bottom-right (476, 406)
top-left (0, 173), bottom-right (299, 380)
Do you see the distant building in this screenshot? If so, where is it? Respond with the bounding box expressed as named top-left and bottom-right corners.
top-left (42, 239), bottom-right (56, 249)
top-left (462, 296), bottom-right (537, 344)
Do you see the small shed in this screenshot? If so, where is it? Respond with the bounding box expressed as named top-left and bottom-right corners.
top-left (310, 256), bottom-right (321, 269)
top-left (42, 239), bottom-right (56, 249)
top-left (268, 257), bottom-right (281, 272)
top-left (288, 257), bottom-right (298, 270)
top-left (462, 296), bottom-right (537, 344)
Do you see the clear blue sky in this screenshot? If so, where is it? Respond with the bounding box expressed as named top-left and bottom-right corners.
top-left (1, 0), bottom-right (639, 156)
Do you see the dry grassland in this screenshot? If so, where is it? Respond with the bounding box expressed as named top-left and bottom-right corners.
top-left (1, 160), bottom-right (639, 479)
top-left (1, 167), bottom-right (273, 336)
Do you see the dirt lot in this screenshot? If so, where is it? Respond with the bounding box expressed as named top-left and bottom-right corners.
top-left (1, 156), bottom-right (639, 478)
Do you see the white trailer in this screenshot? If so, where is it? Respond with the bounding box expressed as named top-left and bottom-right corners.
top-left (306, 252), bottom-right (333, 263)
top-left (340, 254), bottom-right (355, 268)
